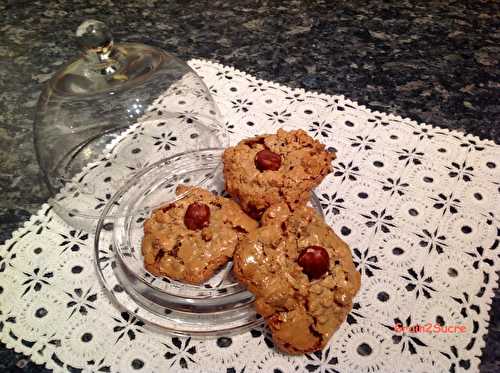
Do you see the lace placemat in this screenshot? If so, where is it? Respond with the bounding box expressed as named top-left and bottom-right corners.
top-left (1, 59), bottom-right (499, 373)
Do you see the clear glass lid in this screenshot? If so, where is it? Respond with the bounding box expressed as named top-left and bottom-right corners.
top-left (34, 20), bottom-right (227, 232)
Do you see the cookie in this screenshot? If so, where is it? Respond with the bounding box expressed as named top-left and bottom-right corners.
top-left (142, 185), bottom-right (258, 284)
top-left (223, 129), bottom-right (334, 219)
top-left (233, 204), bottom-right (361, 354)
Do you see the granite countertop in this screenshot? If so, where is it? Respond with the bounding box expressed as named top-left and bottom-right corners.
top-left (0, 0), bottom-right (498, 371)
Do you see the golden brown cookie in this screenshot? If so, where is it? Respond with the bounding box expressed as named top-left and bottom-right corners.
top-left (223, 129), bottom-right (334, 219)
top-left (142, 185), bottom-right (258, 284)
top-left (233, 204), bottom-right (361, 354)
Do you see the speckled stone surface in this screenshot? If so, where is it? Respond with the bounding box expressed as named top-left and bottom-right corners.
top-left (0, 0), bottom-right (498, 371)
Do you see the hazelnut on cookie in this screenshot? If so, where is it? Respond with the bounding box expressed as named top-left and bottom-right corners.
top-left (223, 129), bottom-right (334, 219)
top-left (142, 185), bottom-right (258, 284)
top-left (233, 204), bottom-right (361, 354)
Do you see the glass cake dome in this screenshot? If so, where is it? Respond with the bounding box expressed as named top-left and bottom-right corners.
top-left (34, 20), bottom-right (227, 232)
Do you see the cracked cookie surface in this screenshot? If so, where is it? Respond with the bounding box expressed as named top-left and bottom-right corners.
top-left (223, 129), bottom-right (334, 219)
top-left (233, 203), bottom-right (361, 354)
top-left (141, 185), bottom-right (258, 284)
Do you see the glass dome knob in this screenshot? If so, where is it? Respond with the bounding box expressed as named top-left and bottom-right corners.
top-left (75, 20), bottom-right (121, 77)
top-left (76, 20), bottom-right (113, 57)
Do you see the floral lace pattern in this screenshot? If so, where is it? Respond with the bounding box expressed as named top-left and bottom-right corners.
top-left (1, 59), bottom-right (499, 372)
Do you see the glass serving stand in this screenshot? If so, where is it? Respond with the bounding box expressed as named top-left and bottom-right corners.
top-left (94, 148), bottom-right (324, 336)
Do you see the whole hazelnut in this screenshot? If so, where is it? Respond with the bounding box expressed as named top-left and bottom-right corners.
top-left (255, 149), bottom-right (281, 171)
top-left (297, 246), bottom-right (330, 279)
top-left (184, 202), bottom-right (210, 230)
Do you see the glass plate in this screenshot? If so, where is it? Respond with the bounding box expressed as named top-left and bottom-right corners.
top-left (94, 148), bottom-right (323, 336)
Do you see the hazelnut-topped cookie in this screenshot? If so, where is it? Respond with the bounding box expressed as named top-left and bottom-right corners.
top-left (141, 185), bottom-right (258, 284)
top-left (223, 129), bottom-right (334, 219)
top-left (233, 204), bottom-right (361, 354)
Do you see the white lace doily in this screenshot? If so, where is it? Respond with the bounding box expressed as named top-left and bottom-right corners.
top-left (1, 59), bottom-right (499, 373)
